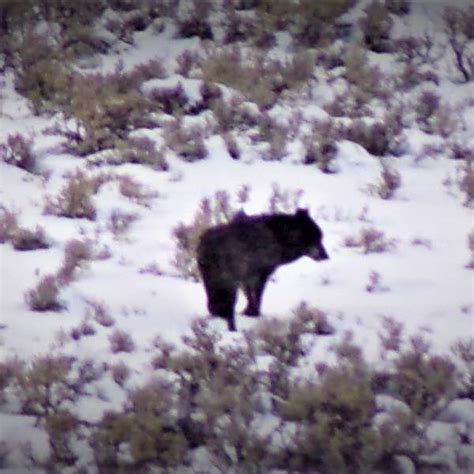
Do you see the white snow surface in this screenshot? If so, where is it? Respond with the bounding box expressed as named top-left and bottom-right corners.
top-left (0, 2), bottom-right (473, 471)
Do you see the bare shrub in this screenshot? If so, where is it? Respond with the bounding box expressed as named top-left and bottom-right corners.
top-left (385, 0), bottom-right (410, 15)
top-left (344, 227), bottom-right (397, 254)
top-left (117, 174), bottom-right (160, 207)
top-left (396, 61), bottom-right (440, 91)
top-left (458, 159), bottom-right (474, 207)
top-left (57, 239), bottom-right (93, 286)
top-left (44, 170), bottom-right (98, 220)
top-left (324, 87), bottom-right (372, 118)
top-left (303, 122), bottom-right (339, 173)
top-left (282, 339), bottom-right (378, 472)
top-left (35, 0), bottom-right (107, 58)
top-left (24, 275), bottom-right (63, 312)
top-left (85, 299), bottom-right (115, 327)
top-left (12, 32), bottom-right (73, 114)
top-left (175, 49), bottom-right (201, 77)
top-left (392, 335), bottom-right (457, 417)
top-left (0, 133), bottom-right (37, 173)
top-left (175, 0), bottom-right (213, 40)
top-left (466, 230), bottom-right (474, 269)
top-left (292, 302), bottom-right (335, 335)
top-left (113, 136), bottom-right (168, 170)
top-left (70, 319), bottom-right (96, 341)
top-left (59, 66), bottom-right (154, 156)
top-left (360, 0), bottom-right (393, 53)
top-left (107, 210), bottom-right (139, 239)
top-left (451, 338), bottom-right (474, 398)
top-left (414, 90), bottom-right (440, 132)
top-left (0, 206), bottom-right (19, 243)
top-left (222, 132), bottom-right (241, 160)
top-left (411, 237), bottom-right (432, 249)
top-left (149, 82), bottom-right (189, 115)
top-left (15, 355), bottom-right (103, 466)
top-left (256, 113), bottom-right (289, 161)
top-left (110, 362), bottom-right (130, 387)
top-left (366, 270), bottom-right (389, 292)
top-left (267, 183), bottom-right (304, 213)
top-left (255, 318), bottom-right (308, 366)
top-left (444, 5), bottom-right (474, 82)
top-left (91, 380), bottom-right (188, 471)
top-left (450, 142), bottom-right (474, 161)
top-left (202, 48), bottom-right (276, 109)
top-left (343, 120), bottom-right (391, 156)
top-left (395, 33), bottom-right (444, 67)
top-left (203, 49), bottom-right (313, 110)
top-left (109, 330), bottom-right (135, 353)
top-left (292, 0), bottom-right (358, 47)
top-left (211, 96), bottom-right (259, 133)
top-left (368, 162), bottom-right (402, 199)
top-left (343, 45), bottom-right (387, 99)
top-left (11, 226), bottom-right (50, 251)
top-left (164, 120), bottom-right (207, 162)
top-left (222, 8), bottom-right (260, 45)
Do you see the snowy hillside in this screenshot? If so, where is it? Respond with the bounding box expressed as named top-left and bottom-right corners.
top-left (0, 0), bottom-right (473, 472)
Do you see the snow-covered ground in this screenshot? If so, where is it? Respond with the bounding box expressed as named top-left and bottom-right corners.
top-left (0, 0), bottom-right (473, 471)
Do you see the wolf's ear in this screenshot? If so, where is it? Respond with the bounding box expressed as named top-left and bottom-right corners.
top-left (296, 208), bottom-right (309, 218)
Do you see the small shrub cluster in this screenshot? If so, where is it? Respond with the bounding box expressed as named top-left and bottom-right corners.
top-left (211, 96), bottom-right (259, 134)
top-left (341, 109), bottom-right (407, 157)
top-left (414, 90), bottom-right (459, 137)
top-left (164, 120), bottom-right (208, 162)
top-left (13, 355), bottom-right (104, 467)
top-left (344, 227), bottom-right (398, 254)
top-left (385, 0), bottom-right (411, 15)
top-left (12, 32), bottom-right (73, 114)
top-left (443, 5), bottom-right (474, 82)
top-left (343, 45), bottom-right (388, 100)
top-left (175, 0), bottom-right (214, 40)
top-left (202, 49), bottom-right (314, 110)
top-left (303, 121), bottom-right (339, 173)
top-left (366, 270), bottom-right (389, 292)
top-left (57, 239), bottom-right (93, 286)
top-left (458, 158), bottom-right (474, 207)
top-left (107, 210), bottom-right (138, 239)
top-left (25, 238), bottom-right (94, 312)
top-left (0, 206), bottom-right (19, 244)
top-left (70, 317), bottom-right (96, 341)
top-left (368, 162), bottom-right (402, 199)
top-left (59, 61), bottom-right (163, 156)
top-left (108, 329), bottom-right (135, 354)
top-left (116, 174), bottom-right (160, 207)
top-left (24, 274), bottom-right (64, 312)
top-left (267, 183), bottom-right (304, 214)
top-left (360, 0), bottom-right (393, 53)
top-left (343, 120), bottom-right (392, 156)
top-left (291, 0), bottom-right (358, 47)
top-left (44, 170), bottom-right (101, 220)
top-left (0, 133), bottom-right (37, 173)
top-left (11, 226), bottom-right (50, 251)
top-left (0, 206), bottom-right (50, 251)
top-left (255, 113), bottom-right (290, 161)
top-left (113, 136), bottom-right (168, 170)
top-left (149, 82), bottom-right (189, 116)
top-left (85, 299), bottom-right (115, 328)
